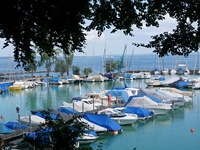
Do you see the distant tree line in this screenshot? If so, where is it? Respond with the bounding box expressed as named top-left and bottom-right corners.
top-left (24, 48), bottom-right (123, 77)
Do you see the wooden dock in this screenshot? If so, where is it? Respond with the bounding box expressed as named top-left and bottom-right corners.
top-left (0, 106), bottom-right (108, 148)
top-left (0, 126), bottom-right (38, 148)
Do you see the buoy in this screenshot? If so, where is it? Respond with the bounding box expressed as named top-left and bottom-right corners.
top-left (190, 128), bottom-right (194, 133)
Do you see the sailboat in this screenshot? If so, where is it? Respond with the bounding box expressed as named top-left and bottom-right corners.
top-left (183, 57), bottom-right (190, 75)
top-left (154, 54), bottom-right (161, 75)
top-left (170, 56), bottom-right (177, 75)
top-left (161, 57), bottom-right (169, 75)
top-left (187, 51), bottom-right (200, 89)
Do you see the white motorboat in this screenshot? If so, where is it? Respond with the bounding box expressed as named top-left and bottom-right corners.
top-left (123, 72), bottom-right (144, 80)
top-left (187, 78), bottom-right (200, 90)
top-left (125, 95), bottom-right (172, 115)
top-left (170, 69), bottom-right (177, 75)
top-left (155, 89), bottom-right (185, 109)
top-left (80, 118), bottom-right (107, 134)
top-left (82, 75), bottom-right (95, 82)
top-left (145, 76), bottom-right (165, 87)
top-left (139, 71), bottom-right (151, 79)
top-left (98, 108), bottom-right (138, 125)
top-left (157, 89), bottom-right (192, 104)
top-left (78, 132), bottom-right (98, 145)
top-left (93, 74), bottom-right (105, 82)
top-left (18, 115), bottom-right (45, 126)
top-left (191, 82), bottom-right (200, 90)
top-left (8, 81), bottom-right (28, 91)
top-left (65, 77), bottom-right (75, 84)
top-left (145, 79), bottom-right (161, 87)
top-left (159, 87), bottom-right (194, 97)
top-left (184, 68), bottom-right (190, 75)
top-left (140, 88), bottom-right (186, 109)
top-left (161, 68), bottom-right (169, 75)
top-left (85, 91), bottom-right (116, 107)
top-left (49, 77), bottom-right (63, 85)
top-left (72, 97), bottom-right (104, 109)
top-left (132, 72), bottom-right (144, 79)
top-left (62, 101), bottom-right (97, 112)
top-left (159, 76), bottom-right (180, 86)
top-left (154, 70), bottom-right (161, 75)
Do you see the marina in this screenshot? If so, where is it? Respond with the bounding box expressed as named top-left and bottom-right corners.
top-left (0, 75), bottom-right (200, 149)
top-left (1, 54), bottom-right (200, 149)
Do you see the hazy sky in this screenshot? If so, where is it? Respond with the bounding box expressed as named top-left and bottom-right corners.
top-left (0, 14), bottom-right (176, 57)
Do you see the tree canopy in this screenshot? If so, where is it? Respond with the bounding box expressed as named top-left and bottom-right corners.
top-left (0, 0), bottom-right (200, 67)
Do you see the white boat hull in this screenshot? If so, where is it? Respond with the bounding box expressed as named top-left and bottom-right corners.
top-left (78, 134), bottom-right (98, 144)
top-left (112, 117), bottom-right (137, 125)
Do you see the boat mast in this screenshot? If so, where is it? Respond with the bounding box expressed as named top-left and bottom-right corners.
top-left (112, 44), bottom-right (127, 88)
top-left (100, 43), bottom-right (106, 75)
top-left (127, 49), bottom-right (134, 72)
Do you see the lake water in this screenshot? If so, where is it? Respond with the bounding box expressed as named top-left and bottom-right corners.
top-left (0, 76), bottom-right (200, 150)
top-left (0, 52), bottom-right (199, 76)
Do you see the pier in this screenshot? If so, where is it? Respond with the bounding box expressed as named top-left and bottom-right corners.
top-left (0, 106), bottom-right (108, 148)
top-left (0, 127), bottom-right (38, 148)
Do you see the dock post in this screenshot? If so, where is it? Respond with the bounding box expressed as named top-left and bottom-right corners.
top-left (29, 115), bottom-right (32, 132)
top-left (16, 107), bottom-right (20, 130)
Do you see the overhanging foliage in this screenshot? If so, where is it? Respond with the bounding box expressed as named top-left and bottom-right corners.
top-left (0, 0), bottom-right (200, 67)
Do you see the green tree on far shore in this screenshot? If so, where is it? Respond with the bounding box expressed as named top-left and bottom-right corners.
top-left (104, 58), bottom-right (119, 73)
top-left (63, 53), bottom-right (74, 76)
top-left (72, 66), bottom-right (80, 75)
top-left (38, 53), bottom-right (55, 77)
top-left (24, 62), bottom-right (37, 77)
top-left (54, 59), bottom-right (67, 76)
top-left (24, 52), bottom-right (37, 77)
top-left (83, 67), bottom-right (93, 76)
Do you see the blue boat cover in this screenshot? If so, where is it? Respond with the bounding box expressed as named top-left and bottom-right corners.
top-left (0, 82), bottom-right (13, 92)
top-left (106, 89), bottom-right (129, 102)
top-left (83, 113), bottom-right (122, 131)
top-left (159, 77), bottom-right (165, 81)
top-left (0, 123), bottom-right (13, 134)
top-left (49, 77), bottom-right (62, 82)
top-left (5, 121), bottom-right (28, 130)
top-left (124, 94), bottom-right (145, 106)
top-left (123, 73), bottom-right (133, 79)
top-left (124, 94), bottom-right (160, 106)
top-left (34, 112), bottom-right (57, 120)
top-left (177, 68), bottom-right (184, 74)
top-left (71, 97), bottom-right (82, 101)
top-left (58, 107), bottom-right (81, 115)
top-left (42, 78), bottom-right (48, 83)
top-left (177, 81), bottom-right (190, 88)
top-left (145, 94), bottom-right (162, 103)
top-left (125, 106), bottom-right (153, 117)
top-left (24, 128), bottom-right (52, 145)
top-left (0, 84), bottom-right (8, 91)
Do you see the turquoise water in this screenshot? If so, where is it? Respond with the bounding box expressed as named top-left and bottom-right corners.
top-left (0, 77), bottom-right (200, 149)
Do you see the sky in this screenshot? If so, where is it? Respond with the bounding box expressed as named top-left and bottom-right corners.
top-left (0, 14), bottom-right (176, 57)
